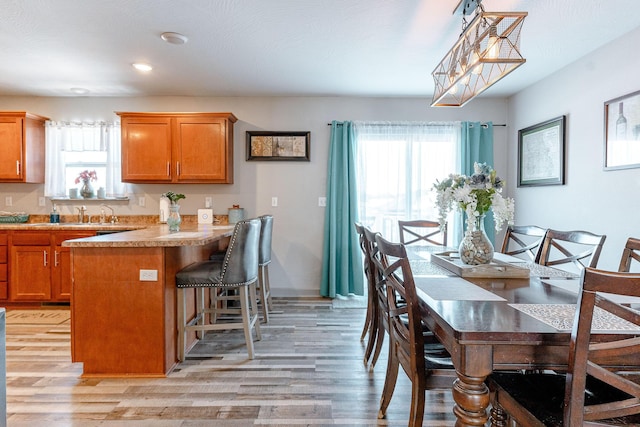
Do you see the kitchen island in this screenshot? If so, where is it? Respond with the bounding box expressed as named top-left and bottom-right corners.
top-left (63, 224), bottom-right (234, 377)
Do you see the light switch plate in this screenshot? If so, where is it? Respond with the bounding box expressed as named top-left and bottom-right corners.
top-left (198, 208), bottom-right (213, 224)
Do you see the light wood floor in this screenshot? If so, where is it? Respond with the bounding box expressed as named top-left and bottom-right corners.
top-left (5, 298), bottom-right (457, 426)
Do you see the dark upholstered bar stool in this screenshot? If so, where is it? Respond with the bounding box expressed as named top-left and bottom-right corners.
top-left (175, 218), bottom-right (262, 361)
top-left (209, 215), bottom-right (274, 323)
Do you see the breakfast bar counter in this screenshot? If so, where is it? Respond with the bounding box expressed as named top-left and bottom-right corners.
top-left (64, 224), bottom-right (235, 377)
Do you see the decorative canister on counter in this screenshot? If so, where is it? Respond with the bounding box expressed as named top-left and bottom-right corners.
top-left (228, 205), bottom-right (245, 224)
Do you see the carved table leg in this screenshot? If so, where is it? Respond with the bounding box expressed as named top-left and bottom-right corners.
top-left (452, 374), bottom-right (490, 426)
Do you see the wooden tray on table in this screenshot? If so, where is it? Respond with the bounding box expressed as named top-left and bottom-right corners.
top-left (431, 251), bottom-right (530, 278)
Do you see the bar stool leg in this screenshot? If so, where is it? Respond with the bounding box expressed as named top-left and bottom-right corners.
top-left (239, 286), bottom-right (255, 359)
top-left (258, 265), bottom-right (270, 323)
top-left (177, 288), bottom-right (186, 362)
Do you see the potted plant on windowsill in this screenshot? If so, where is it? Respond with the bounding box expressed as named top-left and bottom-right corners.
top-left (161, 192), bottom-right (185, 232)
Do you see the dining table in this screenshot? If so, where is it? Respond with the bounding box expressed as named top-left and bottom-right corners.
top-left (408, 248), bottom-right (640, 427)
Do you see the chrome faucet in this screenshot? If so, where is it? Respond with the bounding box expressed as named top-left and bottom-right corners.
top-left (76, 205), bottom-right (87, 223)
top-left (100, 204), bottom-right (116, 224)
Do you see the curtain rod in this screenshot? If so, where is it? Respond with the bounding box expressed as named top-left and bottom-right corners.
top-left (327, 122), bottom-right (506, 127)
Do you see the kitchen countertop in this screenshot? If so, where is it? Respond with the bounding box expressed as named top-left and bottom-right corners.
top-left (0, 223), bottom-right (146, 231)
top-left (62, 224), bottom-right (235, 248)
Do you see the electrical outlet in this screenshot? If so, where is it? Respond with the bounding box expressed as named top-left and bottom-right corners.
top-left (5, 196), bottom-right (12, 207)
top-left (139, 269), bottom-right (158, 281)
top-left (38, 197), bottom-right (46, 207)
top-left (318, 197), bottom-right (326, 207)
top-left (205, 197), bottom-right (212, 208)
top-left (271, 197), bottom-right (278, 207)
top-left (138, 196), bottom-right (145, 207)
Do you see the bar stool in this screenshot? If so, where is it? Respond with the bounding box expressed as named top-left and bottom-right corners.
top-left (175, 218), bottom-right (261, 360)
top-left (210, 215), bottom-right (274, 323)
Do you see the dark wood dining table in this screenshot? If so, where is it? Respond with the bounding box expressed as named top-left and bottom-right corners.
top-left (409, 248), bottom-right (640, 427)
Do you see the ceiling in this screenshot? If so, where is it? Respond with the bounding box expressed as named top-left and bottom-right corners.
top-left (1, 0), bottom-right (638, 99)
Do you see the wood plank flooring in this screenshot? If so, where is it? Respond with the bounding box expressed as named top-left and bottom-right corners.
top-left (4, 299), bottom-right (457, 426)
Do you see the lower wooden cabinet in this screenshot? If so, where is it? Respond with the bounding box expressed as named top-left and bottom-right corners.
top-left (7, 230), bottom-right (95, 302)
top-left (0, 233), bottom-right (7, 299)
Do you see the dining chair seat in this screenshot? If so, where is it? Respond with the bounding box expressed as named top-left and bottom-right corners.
top-left (175, 218), bottom-right (262, 361)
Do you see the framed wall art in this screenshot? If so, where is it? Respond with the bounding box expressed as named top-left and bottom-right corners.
top-left (604, 89), bottom-right (640, 170)
top-left (518, 116), bottom-right (566, 187)
top-left (246, 131), bottom-right (310, 161)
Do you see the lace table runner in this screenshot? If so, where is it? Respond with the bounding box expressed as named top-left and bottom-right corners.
top-left (542, 279), bottom-right (640, 305)
top-left (509, 304), bottom-right (640, 331)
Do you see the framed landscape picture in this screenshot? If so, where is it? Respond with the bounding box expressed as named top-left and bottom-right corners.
top-left (518, 116), bottom-right (566, 187)
top-left (246, 131), bottom-right (310, 161)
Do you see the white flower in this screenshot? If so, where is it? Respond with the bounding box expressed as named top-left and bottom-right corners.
top-left (432, 163), bottom-right (515, 233)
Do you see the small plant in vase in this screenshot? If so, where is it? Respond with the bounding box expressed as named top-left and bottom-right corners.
top-left (75, 170), bottom-right (98, 199)
top-left (161, 192), bottom-right (185, 232)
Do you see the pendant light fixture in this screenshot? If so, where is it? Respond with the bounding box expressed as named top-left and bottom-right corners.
top-left (431, 0), bottom-right (527, 107)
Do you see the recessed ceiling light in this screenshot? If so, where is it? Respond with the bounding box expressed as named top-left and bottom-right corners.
top-left (161, 32), bottom-right (188, 45)
top-left (70, 87), bottom-right (90, 95)
top-left (132, 63), bottom-right (153, 72)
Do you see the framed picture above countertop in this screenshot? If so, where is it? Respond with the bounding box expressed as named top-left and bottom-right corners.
top-left (517, 116), bottom-right (566, 187)
top-left (246, 131), bottom-right (310, 161)
top-left (604, 89), bottom-right (640, 170)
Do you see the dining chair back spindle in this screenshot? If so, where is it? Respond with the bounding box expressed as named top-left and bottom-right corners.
top-left (398, 220), bottom-right (447, 247)
top-left (535, 229), bottom-right (606, 273)
top-left (618, 237), bottom-right (640, 273)
top-left (500, 225), bottom-right (547, 261)
top-left (489, 267), bottom-right (640, 426)
top-left (375, 234), bottom-right (455, 426)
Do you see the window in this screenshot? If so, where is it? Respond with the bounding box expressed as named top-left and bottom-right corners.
top-left (45, 121), bottom-right (127, 198)
top-left (354, 121), bottom-right (459, 242)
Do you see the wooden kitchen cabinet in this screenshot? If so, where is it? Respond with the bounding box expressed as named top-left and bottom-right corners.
top-left (7, 230), bottom-right (95, 302)
top-left (0, 111), bottom-right (49, 183)
top-left (118, 112), bottom-right (237, 184)
top-left (0, 233), bottom-right (7, 299)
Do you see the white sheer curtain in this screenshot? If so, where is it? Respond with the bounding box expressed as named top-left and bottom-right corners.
top-left (353, 121), bottom-right (460, 243)
top-left (44, 121), bottom-right (127, 197)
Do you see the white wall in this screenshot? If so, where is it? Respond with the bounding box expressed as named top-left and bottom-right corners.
top-left (0, 96), bottom-right (508, 296)
top-left (507, 26), bottom-right (640, 271)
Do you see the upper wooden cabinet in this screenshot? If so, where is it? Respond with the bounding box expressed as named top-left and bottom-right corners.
top-left (0, 111), bottom-right (49, 183)
top-left (117, 112), bottom-right (237, 184)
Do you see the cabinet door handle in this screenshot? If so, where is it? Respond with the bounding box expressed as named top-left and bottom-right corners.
top-left (16, 160), bottom-right (21, 176)
top-left (54, 251), bottom-right (60, 267)
top-left (43, 250), bottom-right (48, 267)
top-left (167, 161), bottom-right (170, 177)
top-left (176, 161), bottom-right (180, 176)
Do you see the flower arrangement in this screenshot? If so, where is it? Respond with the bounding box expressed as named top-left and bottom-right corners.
top-left (162, 191), bottom-right (185, 205)
top-left (433, 162), bottom-right (514, 233)
top-left (75, 170), bottom-right (97, 184)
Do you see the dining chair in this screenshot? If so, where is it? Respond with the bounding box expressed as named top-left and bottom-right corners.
top-left (175, 218), bottom-right (262, 360)
top-left (375, 234), bottom-right (455, 426)
top-left (488, 267), bottom-right (640, 426)
top-left (354, 223), bottom-right (376, 353)
top-left (535, 229), bottom-right (606, 273)
top-left (398, 219), bottom-right (447, 246)
top-left (500, 224), bottom-right (546, 261)
top-left (618, 237), bottom-right (640, 272)
top-left (362, 226), bottom-right (385, 369)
